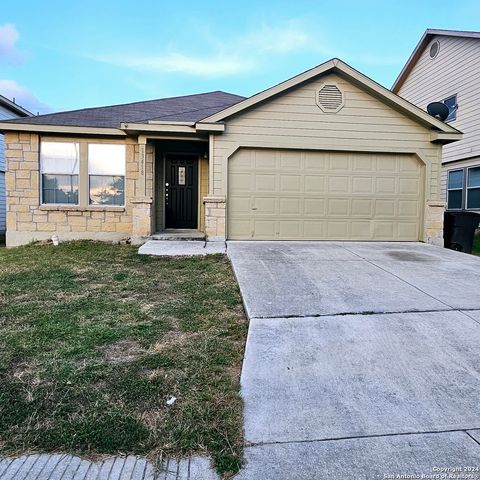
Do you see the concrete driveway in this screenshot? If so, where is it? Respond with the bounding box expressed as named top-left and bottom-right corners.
top-left (228, 242), bottom-right (480, 479)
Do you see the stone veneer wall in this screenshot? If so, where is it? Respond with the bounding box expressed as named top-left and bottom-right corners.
top-left (424, 200), bottom-right (445, 246)
top-left (204, 196), bottom-right (225, 241)
top-left (130, 140), bottom-right (154, 243)
top-left (5, 133), bottom-right (155, 247)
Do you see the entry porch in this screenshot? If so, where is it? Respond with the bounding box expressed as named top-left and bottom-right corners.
top-left (130, 137), bottom-right (225, 243)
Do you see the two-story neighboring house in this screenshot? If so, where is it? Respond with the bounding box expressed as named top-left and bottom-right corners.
top-left (0, 94), bottom-right (32, 242)
top-left (392, 29), bottom-right (480, 215)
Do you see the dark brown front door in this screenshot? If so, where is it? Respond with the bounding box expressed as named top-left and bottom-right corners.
top-left (165, 154), bottom-right (198, 229)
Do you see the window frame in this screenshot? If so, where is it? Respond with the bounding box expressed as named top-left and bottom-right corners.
top-left (442, 94), bottom-right (458, 122)
top-left (39, 137), bottom-right (127, 210)
top-left (446, 168), bottom-right (465, 211)
top-left (466, 166), bottom-right (480, 211)
top-left (446, 166), bottom-right (480, 212)
top-left (87, 144), bottom-right (126, 207)
top-left (40, 141), bottom-right (80, 206)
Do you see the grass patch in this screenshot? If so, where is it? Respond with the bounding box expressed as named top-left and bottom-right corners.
top-left (0, 241), bottom-right (247, 477)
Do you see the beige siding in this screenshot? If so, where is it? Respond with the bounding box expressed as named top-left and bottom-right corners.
top-left (440, 155), bottom-right (480, 202)
top-left (214, 72), bottom-right (442, 200)
top-left (398, 35), bottom-right (480, 163)
top-left (211, 73), bottom-right (441, 239)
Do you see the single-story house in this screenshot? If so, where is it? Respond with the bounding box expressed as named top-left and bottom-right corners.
top-left (0, 94), bottom-right (32, 242)
top-left (0, 58), bottom-right (462, 247)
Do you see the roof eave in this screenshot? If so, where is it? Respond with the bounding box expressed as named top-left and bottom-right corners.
top-left (430, 131), bottom-right (463, 144)
top-left (0, 120), bottom-right (226, 137)
top-left (0, 122), bottom-right (126, 136)
top-left (147, 120), bottom-right (195, 126)
top-left (195, 122), bottom-right (225, 132)
top-left (121, 122), bottom-right (225, 134)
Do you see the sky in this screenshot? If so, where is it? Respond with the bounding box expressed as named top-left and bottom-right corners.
top-left (1, 0), bottom-right (479, 115)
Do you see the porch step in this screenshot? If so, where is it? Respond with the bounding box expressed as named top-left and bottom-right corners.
top-left (150, 229), bottom-right (206, 241)
top-left (139, 240), bottom-right (226, 256)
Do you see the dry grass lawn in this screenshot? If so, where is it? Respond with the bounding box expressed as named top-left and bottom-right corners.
top-left (0, 241), bottom-right (248, 477)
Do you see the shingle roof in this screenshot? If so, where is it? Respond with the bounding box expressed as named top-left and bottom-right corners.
top-left (4, 91), bottom-right (245, 129)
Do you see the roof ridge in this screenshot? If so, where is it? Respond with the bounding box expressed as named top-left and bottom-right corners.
top-left (23, 90), bottom-right (243, 120)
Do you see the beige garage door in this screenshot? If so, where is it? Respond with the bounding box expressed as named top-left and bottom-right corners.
top-left (228, 149), bottom-right (424, 241)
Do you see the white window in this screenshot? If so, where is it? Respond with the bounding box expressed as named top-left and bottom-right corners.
top-left (447, 169), bottom-right (464, 210)
top-left (88, 144), bottom-right (126, 206)
top-left (40, 141), bottom-right (79, 204)
top-left (447, 166), bottom-right (480, 211)
top-left (467, 166), bottom-right (480, 210)
top-left (443, 95), bottom-right (458, 122)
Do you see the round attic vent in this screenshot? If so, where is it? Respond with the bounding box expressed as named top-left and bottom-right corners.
top-left (316, 84), bottom-right (344, 112)
top-left (429, 40), bottom-right (440, 58)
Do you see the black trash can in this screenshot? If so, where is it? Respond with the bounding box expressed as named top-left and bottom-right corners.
top-left (444, 211), bottom-right (480, 254)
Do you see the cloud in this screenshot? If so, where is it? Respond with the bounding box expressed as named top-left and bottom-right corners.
top-left (0, 80), bottom-right (52, 114)
top-left (243, 22), bottom-right (312, 54)
top-left (0, 24), bottom-right (24, 64)
top-left (100, 51), bottom-right (254, 77)
top-left (92, 19), bottom-right (402, 80)
top-left (93, 20), bottom-right (318, 78)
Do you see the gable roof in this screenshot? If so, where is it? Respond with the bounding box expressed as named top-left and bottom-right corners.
top-left (200, 58), bottom-right (460, 135)
top-left (392, 29), bottom-right (480, 93)
top-left (0, 94), bottom-right (32, 117)
top-left (3, 91), bottom-right (245, 129)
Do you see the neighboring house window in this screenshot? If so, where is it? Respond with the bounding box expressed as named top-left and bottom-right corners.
top-left (467, 166), bottom-right (480, 209)
top-left (88, 144), bottom-right (125, 206)
top-left (447, 166), bottom-right (480, 211)
top-left (447, 169), bottom-right (464, 210)
top-left (40, 142), bottom-right (79, 204)
top-left (443, 95), bottom-right (458, 122)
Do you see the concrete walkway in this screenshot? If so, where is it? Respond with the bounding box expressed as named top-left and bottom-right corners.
top-left (0, 454), bottom-right (219, 480)
top-left (138, 240), bottom-right (225, 256)
top-left (228, 241), bottom-right (480, 479)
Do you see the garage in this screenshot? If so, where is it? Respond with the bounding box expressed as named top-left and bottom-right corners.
top-left (228, 148), bottom-right (424, 241)
top-left (200, 59), bottom-right (461, 244)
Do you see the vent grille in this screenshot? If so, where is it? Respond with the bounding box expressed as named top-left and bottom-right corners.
top-left (429, 40), bottom-right (440, 59)
top-left (317, 85), bottom-right (343, 110)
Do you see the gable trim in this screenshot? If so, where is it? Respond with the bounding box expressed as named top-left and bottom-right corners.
top-left (392, 28), bottom-right (480, 93)
top-left (201, 58), bottom-right (460, 136)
